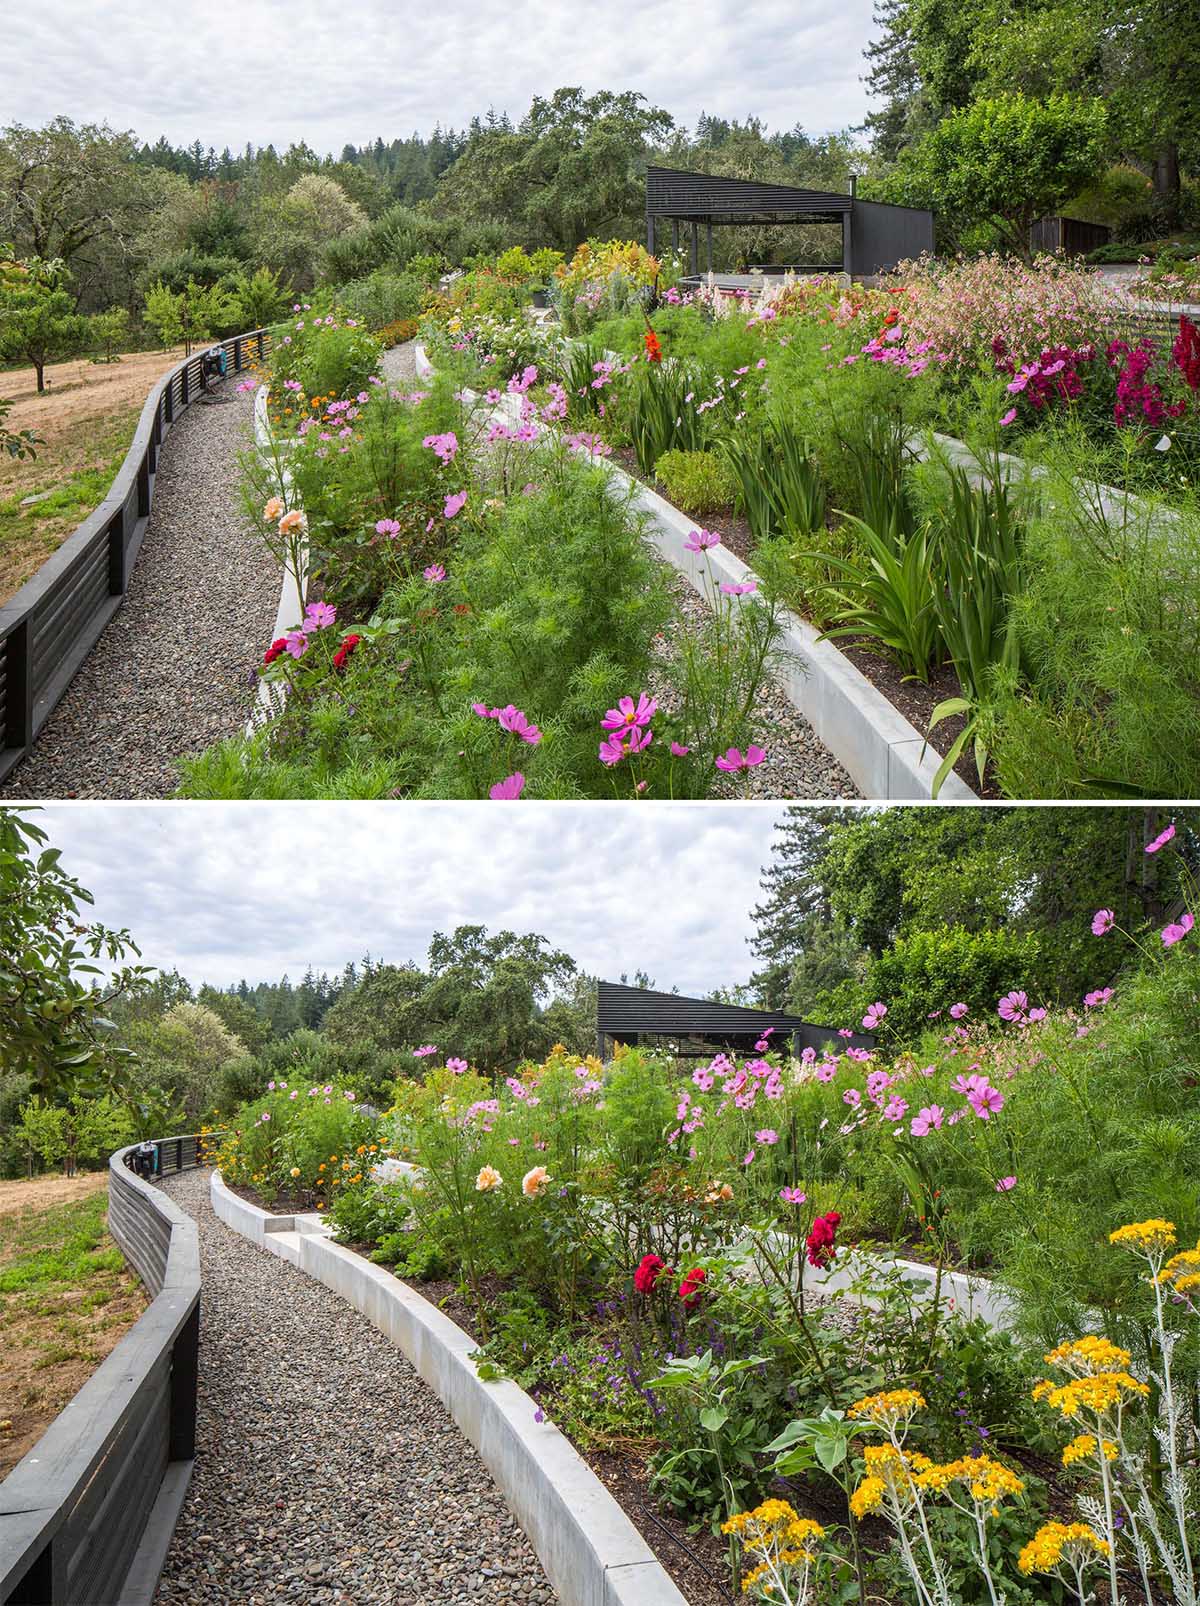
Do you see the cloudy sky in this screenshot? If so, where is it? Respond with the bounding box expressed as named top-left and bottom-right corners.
top-left (29, 803), bottom-right (790, 996)
top-left (7, 0), bottom-right (878, 152)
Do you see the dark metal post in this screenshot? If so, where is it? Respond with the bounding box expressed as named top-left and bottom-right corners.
top-left (646, 211), bottom-right (654, 255)
top-left (175, 1138), bottom-right (183, 1173)
top-left (5, 618), bottom-right (34, 755)
top-left (706, 221), bottom-right (713, 274)
top-left (168, 1302), bottom-right (200, 1461)
top-left (257, 331), bottom-right (264, 360)
top-left (233, 336), bottom-right (243, 372)
top-left (842, 210), bottom-right (853, 280)
top-left (107, 508), bottom-right (127, 596)
top-left (690, 221), bottom-right (699, 276)
top-left (9, 1536), bottom-right (65, 1605)
top-left (136, 454), bottom-right (151, 519)
top-left (180, 364), bottom-right (189, 407)
top-left (164, 380), bottom-right (174, 426)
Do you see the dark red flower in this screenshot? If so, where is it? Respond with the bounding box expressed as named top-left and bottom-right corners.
top-left (679, 1267), bottom-right (706, 1305)
top-left (263, 637), bottom-right (288, 665)
top-left (332, 633), bottom-right (362, 671)
top-left (634, 1253), bottom-right (669, 1294)
top-left (806, 1210), bottom-right (841, 1269)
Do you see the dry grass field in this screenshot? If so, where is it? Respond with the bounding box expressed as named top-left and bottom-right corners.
top-left (0, 1171), bottom-right (147, 1479)
top-left (0, 346), bottom-right (195, 605)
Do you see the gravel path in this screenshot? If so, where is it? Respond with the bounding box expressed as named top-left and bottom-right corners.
top-left (0, 387), bottom-right (279, 800)
top-left (156, 1169), bottom-right (554, 1606)
top-left (380, 341), bottom-right (419, 386)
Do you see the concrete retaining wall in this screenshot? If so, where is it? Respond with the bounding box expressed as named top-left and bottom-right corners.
top-left (210, 1171), bottom-right (686, 1606)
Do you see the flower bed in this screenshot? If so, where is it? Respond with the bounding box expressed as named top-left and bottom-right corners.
top-left (208, 843), bottom-right (1200, 1604)
top-left (412, 247), bottom-right (1200, 800)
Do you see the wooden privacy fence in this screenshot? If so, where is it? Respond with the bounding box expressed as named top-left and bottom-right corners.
top-left (0, 330), bottom-right (273, 787)
top-left (0, 1135), bottom-right (210, 1606)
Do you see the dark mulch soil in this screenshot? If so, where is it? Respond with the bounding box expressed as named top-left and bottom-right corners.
top-left (226, 1182), bottom-right (319, 1214)
top-left (613, 445), bottom-right (999, 798)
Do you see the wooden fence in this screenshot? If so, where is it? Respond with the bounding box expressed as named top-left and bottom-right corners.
top-left (0, 331), bottom-right (272, 787)
top-left (0, 1136), bottom-right (209, 1605)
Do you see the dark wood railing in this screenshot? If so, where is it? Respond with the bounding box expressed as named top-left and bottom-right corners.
top-left (0, 331), bottom-right (273, 786)
top-left (0, 1135), bottom-right (210, 1605)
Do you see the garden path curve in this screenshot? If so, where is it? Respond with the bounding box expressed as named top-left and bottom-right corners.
top-left (0, 386), bottom-right (279, 800)
top-left (155, 1169), bottom-right (554, 1605)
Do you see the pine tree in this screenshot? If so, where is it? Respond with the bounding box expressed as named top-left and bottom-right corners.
top-left (748, 807), bottom-right (855, 1007)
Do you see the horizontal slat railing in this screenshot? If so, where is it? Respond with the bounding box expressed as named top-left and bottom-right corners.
top-left (0, 1136), bottom-right (210, 1606)
top-left (0, 330), bottom-right (272, 787)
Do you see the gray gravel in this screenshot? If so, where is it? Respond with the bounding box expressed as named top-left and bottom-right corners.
top-left (156, 1169), bottom-right (554, 1606)
top-left (380, 341), bottom-right (419, 386)
top-left (0, 387), bottom-right (279, 800)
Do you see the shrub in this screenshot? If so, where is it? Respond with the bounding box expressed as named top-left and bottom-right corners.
top-left (654, 448), bottom-right (736, 513)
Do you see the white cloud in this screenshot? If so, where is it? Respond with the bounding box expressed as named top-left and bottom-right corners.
top-left (27, 802), bottom-right (787, 996)
top-left (5, 0), bottom-right (879, 151)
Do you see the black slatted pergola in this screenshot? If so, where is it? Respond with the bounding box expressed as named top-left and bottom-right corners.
top-left (644, 164), bottom-right (935, 281)
top-left (597, 980), bottom-right (873, 1059)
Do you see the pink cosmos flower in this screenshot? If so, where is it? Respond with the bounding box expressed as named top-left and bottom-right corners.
top-left (779, 1186), bottom-right (807, 1204)
top-left (949, 1002), bottom-right (968, 1019)
top-left (1084, 987), bottom-right (1113, 1007)
top-left (683, 529), bottom-right (721, 553)
top-left (1092, 908), bottom-right (1115, 935)
top-left (995, 1176), bottom-right (1017, 1192)
top-left (601, 694), bottom-right (657, 732)
top-left (911, 1105), bottom-right (944, 1136)
top-left (489, 772), bottom-right (525, 799)
top-left (755, 1128), bottom-right (779, 1145)
top-left (883, 1095), bottom-right (908, 1123)
top-left (283, 629), bottom-right (308, 659)
top-left (1162, 912), bottom-right (1195, 947)
top-left (423, 563), bottom-right (447, 582)
top-left (720, 581), bottom-right (757, 596)
top-left (495, 705), bottom-right (541, 744)
top-left (444, 490), bottom-right (468, 519)
top-left (967, 1084), bottom-right (1005, 1120)
top-left (446, 1057), bottom-right (469, 1073)
top-left (412, 1044), bottom-right (438, 1057)
top-left (1146, 823), bottom-right (1176, 854)
top-left (670, 742), bottom-right (691, 757)
top-left (997, 991), bottom-right (1028, 1023)
top-left (423, 431), bottom-right (458, 463)
top-left (375, 518), bottom-right (401, 538)
top-left (303, 600), bottom-right (337, 630)
top-left (715, 746), bottom-right (766, 772)
top-left (599, 727), bottom-right (652, 765)
top-left (863, 1002), bottom-right (887, 1030)
top-left (1000, 408), bottom-right (1017, 426)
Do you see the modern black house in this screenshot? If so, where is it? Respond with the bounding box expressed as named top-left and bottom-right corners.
top-left (596, 980), bottom-right (874, 1059)
top-left (644, 164), bottom-right (935, 282)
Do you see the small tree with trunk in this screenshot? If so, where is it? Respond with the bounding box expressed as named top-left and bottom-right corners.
top-left (0, 252), bottom-right (88, 392)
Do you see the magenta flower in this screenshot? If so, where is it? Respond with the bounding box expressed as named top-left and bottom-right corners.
top-left (999, 408), bottom-right (1017, 426)
top-left (412, 1044), bottom-right (438, 1058)
top-left (1092, 908), bottom-right (1115, 935)
top-left (601, 693), bottom-right (657, 731)
top-left (863, 1001), bottom-right (887, 1030)
top-left (949, 1002), bottom-right (968, 1019)
top-left (283, 629), bottom-right (309, 659)
top-left (422, 431), bottom-right (458, 464)
top-left (303, 601), bottom-right (337, 631)
top-left (424, 563), bottom-right (447, 582)
top-left (1145, 822), bottom-right (1176, 854)
top-left (719, 581), bottom-right (757, 596)
top-left (911, 1105), bottom-right (944, 1136)
top-left (683, 528), bottom-right (721, 553)
top-left (995, 1176), bottom-right (1017, 1192)
top-left (495, 705), bottom-right (541, 745)
top-left (670, 741), bottom-right (691, 757)
top-left (375, 518), bottom-right (401, 538)
top-left (1084, 987), bottom-right (1113, 1007)
top-left (599, 727), bottom-right (653, 765)
top-left (489, 772), bottom-right (525, 800)
top-left (446, 1057), bottom-right (469, 1073)
top-left (444, 490), bottom-right (468, 519)
top-left (715, 745), bottom-right (766, 772)
top-left (1162, 912), bottom-right (1195, 947)
top-left (967, 1084), bottom-right (1004, 1120)
top-left (779, 1186), bottom-right (807, 1205)
top-left (997, 990), bottom-right (1028, 1023)
top-left (754, 1128), bottom-right (779, 1145)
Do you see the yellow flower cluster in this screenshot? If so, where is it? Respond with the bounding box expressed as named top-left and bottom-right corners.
top-left (1061, 1433), bottom-right (1118, 1468)
top-left (1109, 1219), bottom-right (1176, 1253)
top-left (1017, 1521), bottom-right (1110, 1576)
top-left (847, 1388), bottom-right (927, 1425)
top-left (912, 1454), bottom-right (1025, 1510)
top-left (849, 1444), bottom-right (931, 1516)
top-left (721, 1500), bottom-right (824, 1551)
top-left (1044, 1335), bottom-right (1131, 1376)
top-left (1159, 1243), bottom-right (1200, 1294)
top-left (1032, 1371), bottom-right (1149, 1420)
